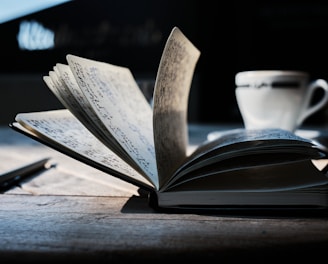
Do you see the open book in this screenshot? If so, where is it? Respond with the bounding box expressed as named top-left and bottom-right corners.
top-left (10, 27), bottom-right (328, 212)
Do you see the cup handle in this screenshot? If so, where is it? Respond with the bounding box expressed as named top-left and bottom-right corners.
top-left (297, 79), bottom-right (328, 126)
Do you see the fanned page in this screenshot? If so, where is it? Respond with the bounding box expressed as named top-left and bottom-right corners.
top-left (152, 27), bottom-right (201, 188)
top-left (66, 54), bottom-right (159, 189)
top-left (14, 109), bottom-right (153, 190)
top-left (45, 63), bottom-right (136, 168)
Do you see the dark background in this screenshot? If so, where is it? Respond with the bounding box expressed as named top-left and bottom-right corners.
top-left (1, 0), bottom-right (328, 126)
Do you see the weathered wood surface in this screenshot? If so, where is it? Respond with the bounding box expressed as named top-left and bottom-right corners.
top-left (1, 194), bottom-right (328, 262)
top-left (1, 125), bottom-right (328, 262)
top-left (0, 194), bottom-right (328, 263)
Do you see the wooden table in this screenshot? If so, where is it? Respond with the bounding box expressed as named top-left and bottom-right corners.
top-left (1, 124), bottom-right (328, 262)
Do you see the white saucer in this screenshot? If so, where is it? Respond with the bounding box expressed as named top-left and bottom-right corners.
top-left (207, 128), bottom-right (325, 142)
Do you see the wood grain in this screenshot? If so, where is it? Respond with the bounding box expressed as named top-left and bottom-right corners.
top-left (0, 194), bottom-right (328, 262)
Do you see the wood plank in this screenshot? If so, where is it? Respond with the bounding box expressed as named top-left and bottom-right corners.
top-left (0, 194), bottom-right (328, 262)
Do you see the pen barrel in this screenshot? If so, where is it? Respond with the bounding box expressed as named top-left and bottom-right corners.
top-left (0, 158), bottom-right (50, 189)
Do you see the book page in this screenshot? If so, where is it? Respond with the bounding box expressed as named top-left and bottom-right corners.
top-left (163, 128), bottom-right (326, 189)
top-left (162, 159), bottom-right (328, 192)
top-left (66, 55), bottom-right (159, 189)
top-left (53, 63), bottom-right (134, 165)
top-left (15, 109), bottom-right (153, 190)
top-left (45, 70), bottom-right (116, 154)
top-left (152, 27), bottom-right (201, 188)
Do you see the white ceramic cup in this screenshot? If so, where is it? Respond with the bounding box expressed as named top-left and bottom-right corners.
top-left (235, 70), bottom-right (328, 132)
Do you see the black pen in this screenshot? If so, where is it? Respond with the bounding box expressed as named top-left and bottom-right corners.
top-left (0, 157), bottom-right (52, 192)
